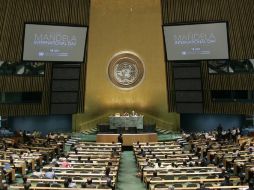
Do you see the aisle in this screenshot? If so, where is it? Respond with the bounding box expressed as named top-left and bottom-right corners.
top-left (116, 151), bottom-right (146, 190)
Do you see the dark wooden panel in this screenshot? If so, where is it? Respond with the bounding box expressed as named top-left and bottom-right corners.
top-left (52, 68), bottom-right (80, 79)
top-left (162, 0), bottom-right (254, 115)
top-left (51, 92), bottom-right (78, 103)
top-left (176, 103), bottom-right (203, 114)
top-left (175, 91), bottom-right (203, 102)
top-left (0, 0), bottom-right (90, 116)
top-left (77, 63), bottom-right (85, 113)
top-left (51, 103), bottom-right (77, 114)
top-left (174, 67), bottom-right (201, 79)
top-left (166, 62), bottom-right (176, 112)
top-left (175, 79), bottom-right (202, 91)
top-left (162, 0), bottom-right (254, 59)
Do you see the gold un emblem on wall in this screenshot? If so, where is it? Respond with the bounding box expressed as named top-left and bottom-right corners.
top-left (108, 52), bottom-right (144, 89)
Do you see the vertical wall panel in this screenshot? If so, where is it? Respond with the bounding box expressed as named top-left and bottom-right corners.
top-left (162, 0), bottom-right (254, 115)
top-left (0, 0), bottom-right (90, 116)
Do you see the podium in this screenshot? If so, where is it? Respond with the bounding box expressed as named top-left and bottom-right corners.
top-left (109, 116), bottom-right (143, 133)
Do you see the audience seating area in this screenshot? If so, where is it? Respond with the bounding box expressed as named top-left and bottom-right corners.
top-left (0, 135), bottom-right (120, 190)
top-left (1, 130), bottom-right (254, 190)
top-left (133, 134), bottom-right (254, 190)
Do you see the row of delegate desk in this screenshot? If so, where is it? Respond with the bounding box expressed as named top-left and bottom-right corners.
top-left (133, 140), bottom-right (247, 190)
top-left (190, 137), bottom-right (254, 180)
top-left (0, 138), bottom-right (62, 184)
top-left (10, 140), bottom-right (122, 189)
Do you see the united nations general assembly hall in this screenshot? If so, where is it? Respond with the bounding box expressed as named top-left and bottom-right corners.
top-left (1, 0), bottom-right (254, 190)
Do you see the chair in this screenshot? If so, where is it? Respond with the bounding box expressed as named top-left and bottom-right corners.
top-left (92, 170), bottom-right (103, 174)
top-left (51, 183), bottom-right (61, 187)
top-left (154, 184), bottom-right (167, 188)
top-left (61, 176), bottom-right (68, 180)
top-left (163, 175), bottom-right (174, 180)
top-left (93, 166), bottom-right (102, 169)
top-left (206, 175), bottom-right (216, 179)
top-left (97, 184), bottom-right (111, 189)
top-left (36, 182), bottom-right (50, 187)
top-left (187, 183), bottom-right (198, 187)
top-left (205, 183), bottom-right (213, 187)
top-left (151, 177), bottom-right (162, 181)
top-left (91, 177), bottom-right (100, 180)
top-left (192, 177), bottom-right (200, 179)
top-left (73, 176), bottom-right (83, 180)
top-left (101, 176), bottom-right (109, 180)
top-left (24, 183), bottom-right (31, 190)
top-left (159, 171), bottom-right (168, 174)
top-left (178, 176), bottom-right (188, 180)
top-left (30, 175), bottom-right (39, 178)
top-left (187, 170), bottom-right (195, 173)
top-left (66, 170), bottom-right (75, 173)
top-left (173, 183), bottom-right (183, 188)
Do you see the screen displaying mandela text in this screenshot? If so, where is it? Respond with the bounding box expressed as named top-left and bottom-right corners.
top-left (23, 24), bottom-right (87, 62)
top-left (163, 23), bottom-right (229, 60)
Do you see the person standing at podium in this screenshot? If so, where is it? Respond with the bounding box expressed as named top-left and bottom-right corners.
top-left (118, 133), bottom-right (123, 144)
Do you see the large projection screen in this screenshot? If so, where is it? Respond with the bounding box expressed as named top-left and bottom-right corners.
top-left (163, 22), bottom-right (229, 61)
top-left (22, 24), bottom-right (87, 62)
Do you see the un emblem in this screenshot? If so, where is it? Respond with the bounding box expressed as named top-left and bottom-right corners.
top-left (108, 52), bottom-right (144, 89)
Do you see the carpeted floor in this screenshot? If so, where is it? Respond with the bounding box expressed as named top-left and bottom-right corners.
top-left (116, 151), bottom-right (146, 190)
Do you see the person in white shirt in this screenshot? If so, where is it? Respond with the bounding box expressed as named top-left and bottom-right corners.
top-left (231, 128), bottom-right (237, 142)
top-left (11, 153), bottom-right (20, 159)
top-left (231, 128), bottom-right (236, 136)
top-left (32, 167), bottom-right (43, 178)
top-left (67, 178), bottom-right (77, 188)
top-left (63, 178), bottom-right (75, 188)
top-left (45, 168), bottom-right (55, 179)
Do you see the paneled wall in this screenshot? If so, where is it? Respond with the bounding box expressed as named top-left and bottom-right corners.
top-left (180, 113), bottom-right (245, 132)
top-left (9, 115), bottom-right (72, 135)
top-left (74, 0), bottom-right (180, 132)
top-left (162, 0), bottom-right (254, 115)
top-left (0, 0), bottom-right (90, 116)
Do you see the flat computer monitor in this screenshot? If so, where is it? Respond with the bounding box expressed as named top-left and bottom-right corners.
top-left (163, 22), bottom-right (229, 61)
top-left (22, 24), bottom-right (87, 62)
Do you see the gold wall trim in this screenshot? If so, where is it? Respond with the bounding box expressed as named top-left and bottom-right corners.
top-left (142, 112), bottom-right (179, 131)
top-left (74, 113), bottom-right (109, 132)
top-left (74, 112), bottom-right (179, 132)
top-left (74, 0), bottom-right (180, 131)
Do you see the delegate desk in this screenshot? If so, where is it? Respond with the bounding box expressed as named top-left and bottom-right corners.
top-left (97, 133), bottom-right (158, 146)
top-left (150, 178), bottom-right (240, 190)
top-left (153, 186), bottom-right (248, 190)
top-left (109, 115), bottom-right (143, 129)
top-left (10, 187), bottom-right (113, 190)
